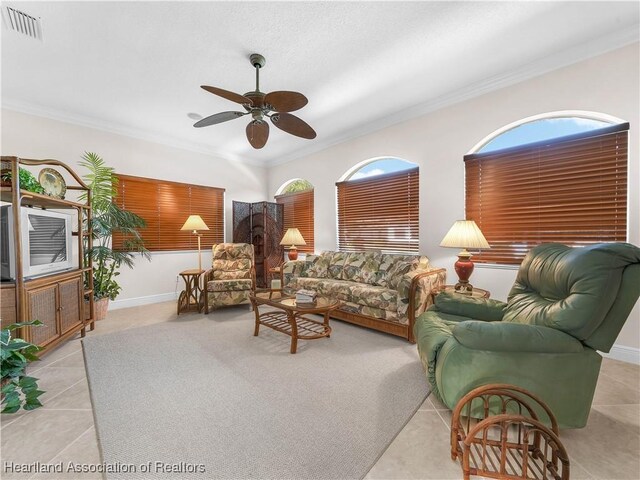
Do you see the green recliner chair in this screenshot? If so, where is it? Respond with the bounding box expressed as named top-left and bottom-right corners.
top-left (414, 243), bottom-right (640, 428)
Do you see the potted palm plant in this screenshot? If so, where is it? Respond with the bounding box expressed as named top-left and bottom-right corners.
top-left (80, 152), bottom-right (150, 319)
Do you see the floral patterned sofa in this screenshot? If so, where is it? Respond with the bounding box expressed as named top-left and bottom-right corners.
top-left (283, 251), bottom-right (446, 342)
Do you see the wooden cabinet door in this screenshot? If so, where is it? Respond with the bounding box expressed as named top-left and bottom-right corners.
top-left (1, 285), bottom-right (17, 329)
top-left (59, 276), bottom-right (82, 334)
top-left (25, 285), bottom-right (60, 346)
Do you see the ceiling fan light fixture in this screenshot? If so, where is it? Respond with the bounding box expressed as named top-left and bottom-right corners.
top-left (246, 120), bottom-right (269, 149)
top-left (195, 53), bottom-right (315, 149)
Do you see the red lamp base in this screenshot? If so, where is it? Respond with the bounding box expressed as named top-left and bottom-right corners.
top-left (287, 248), bottom-right (299, 261)
top-left (454, 251), bottom-right (475, 294)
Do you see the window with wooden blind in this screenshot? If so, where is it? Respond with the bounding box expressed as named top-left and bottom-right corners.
top-left (275, 189), bottom-right (314, 253)
top-left (112, 174), bottom-right (224, 252)
top-left (465, 122), bottom-right (628, 265)
top-left (337, 167), bottom-right (419, 253)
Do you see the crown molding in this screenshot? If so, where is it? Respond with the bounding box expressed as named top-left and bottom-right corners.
top-left (2, 25), bottom-right (637, 169)
top-left (0, 100), bottom-right (266, 167)
top-left (266, 25), bottom-right (640, 167)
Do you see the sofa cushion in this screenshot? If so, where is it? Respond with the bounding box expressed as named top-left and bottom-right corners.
top-left (212, 243), bottom-right (253, 260)
top-left (349, 284), bottom-right (397, 311)
top-left (212, 258), bottom-right (252, 271)
top-left (342, 252), bottom-right (367, 281)
top-left (347, 252), bottom-right (381, 284)
top-left (211, 258), bottom-right (252, 280)
top-left (207, 278), bottom-right (253, 292)
top-left (328, 251), bottom-right (349, 279)
top-left (208, 290), bottom-right (251, 307)
top-left (306, 253), bottom-right (332, 278)
top-left (376, 254), bottom-right (427, 288)
top-left (298, 254), bottom-right (318, 277)
top-left (290, 277), bottom-right (329, 295)
top-left (323, 279), bottom-right (354, 301)
top-left (288, 276), bottom-right (396, 311)
top-left (375, 254), bottom-right (399, 287)
top-left (386, 261), bottom-right (414, 289)
top-left (212, 270), bottom-right (250, 280)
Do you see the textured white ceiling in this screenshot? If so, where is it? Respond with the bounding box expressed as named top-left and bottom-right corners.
top-left (2, 1), bottom-right (639, 165)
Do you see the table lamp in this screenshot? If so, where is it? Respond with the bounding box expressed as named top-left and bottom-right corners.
top-left (181, 215), bottom-right (209, 271)
top-left (440, 220), bottom-right (490, 294)
top-left (280, 228), bottom-right (306, 260)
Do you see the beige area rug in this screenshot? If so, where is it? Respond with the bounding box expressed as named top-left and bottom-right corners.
top-left (82, 308), bottom-right (429, 479)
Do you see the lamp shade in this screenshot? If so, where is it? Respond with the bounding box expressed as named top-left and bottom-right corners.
top-left (180, 215), bottom-right (210, 232)
top-left (280, 228), bottom-right (306, 246)
top-left (440, 220), bottom-right (490, 249)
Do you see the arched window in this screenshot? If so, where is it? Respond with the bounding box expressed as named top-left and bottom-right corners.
top-left (336, 157), bottom-right (419, 254)
top-left (477, 117), bottom-right (612, 153)
top-left (465, 113), bottom-right (629, 264)
top-left (275, 179), bottom-right (314, 254)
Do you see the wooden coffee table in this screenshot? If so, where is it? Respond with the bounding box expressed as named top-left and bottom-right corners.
top-left (250, 289), bottom-right (339, 354)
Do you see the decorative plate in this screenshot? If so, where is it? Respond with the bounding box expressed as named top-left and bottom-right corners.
top-left (38, 168), bottom-right (66, 199)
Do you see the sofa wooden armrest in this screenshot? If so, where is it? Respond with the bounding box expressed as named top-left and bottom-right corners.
top-left (407, 268), bottom-right (447, 343)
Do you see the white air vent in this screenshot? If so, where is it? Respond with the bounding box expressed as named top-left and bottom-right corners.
top-left (3, 6), bottom-right (42, 41)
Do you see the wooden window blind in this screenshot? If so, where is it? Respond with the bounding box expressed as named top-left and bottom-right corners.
top-left (275, 189), bottom-right (314, 253)
top-left (465, 123), bottom-right (629, 265)
top-left (336, 167), bottom-right (419, 253)
top-left (112, 174), bottom-right (225, 252)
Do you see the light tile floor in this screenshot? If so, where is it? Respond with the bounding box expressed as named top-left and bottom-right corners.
top-left (2, 301), bottom-right (639, 479)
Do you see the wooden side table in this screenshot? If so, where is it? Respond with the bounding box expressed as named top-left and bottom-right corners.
top-left (431, 284), bottom-right (490, 303)
top-left (177, 269), bottom-right (204, 314)
top-left (268, 265), bottom-right (283, 289)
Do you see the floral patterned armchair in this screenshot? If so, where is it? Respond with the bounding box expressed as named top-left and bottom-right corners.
top-left (203, 243), bottom-right (255, 313)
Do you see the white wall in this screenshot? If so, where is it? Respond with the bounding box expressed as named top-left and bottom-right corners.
top-left (2, 45), bottom-right (638, 360)
top-left (1, 109), bottom-right (268, 307)
top-left (267, 43), bottom-right (640, 358)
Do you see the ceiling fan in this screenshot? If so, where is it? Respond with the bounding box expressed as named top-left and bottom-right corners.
top-left (194, 53), bottom-right (317, 149)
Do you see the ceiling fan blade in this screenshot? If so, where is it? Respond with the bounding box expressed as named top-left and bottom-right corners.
top-left (246, 120), bottom-right (269, 149)
top-left (201, 86), bottom-right (253, 106)
top-left (193, 111), bottom-right (247, 128)
top-left (271, 113), bottom-right (316, 139)
top-left (264, 91), bottom-right (308, 112)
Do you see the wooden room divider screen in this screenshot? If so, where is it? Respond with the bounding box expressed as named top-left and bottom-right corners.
top-left (232, 201), bottom-right (284, 288)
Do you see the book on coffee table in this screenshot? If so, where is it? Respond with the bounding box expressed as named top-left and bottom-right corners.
top-left (295, 289), bottom-right (317, 304)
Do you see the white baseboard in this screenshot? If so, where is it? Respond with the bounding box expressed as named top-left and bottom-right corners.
top-left (601, 344), bottom-right (640, 365)
top-left (109, 292), bottom-right (178, 310)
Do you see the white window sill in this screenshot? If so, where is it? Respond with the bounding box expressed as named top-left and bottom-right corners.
top-left (474, 263), bottom-right (519, 271)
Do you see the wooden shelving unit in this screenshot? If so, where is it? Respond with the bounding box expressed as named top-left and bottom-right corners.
top-left (0, 156), bottom-right (95, 354)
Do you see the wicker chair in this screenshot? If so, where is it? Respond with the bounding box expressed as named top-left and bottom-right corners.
top-left (203, 243), bottom-right (255, 313)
